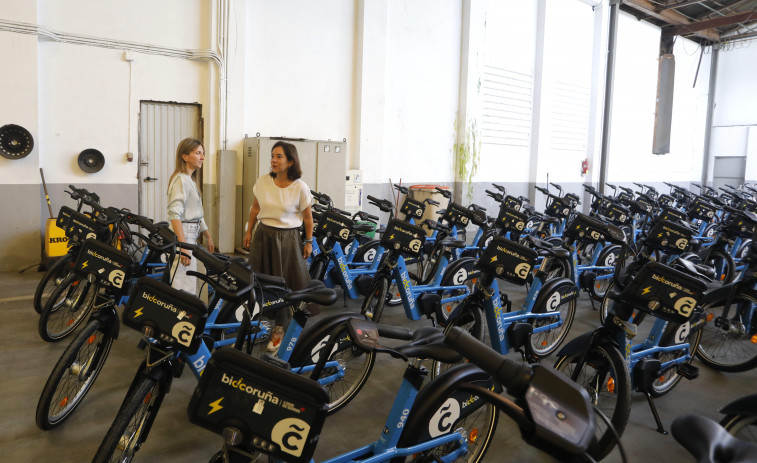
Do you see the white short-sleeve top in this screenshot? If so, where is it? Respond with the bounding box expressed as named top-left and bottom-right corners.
top-left (253, 174), bottom-right (313, 228)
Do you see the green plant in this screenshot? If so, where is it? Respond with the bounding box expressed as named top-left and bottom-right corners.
top-left (453, 117), bottom-right (480, 201)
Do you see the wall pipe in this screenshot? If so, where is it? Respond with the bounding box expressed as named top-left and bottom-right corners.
top-left (598, 0), bottom-right (620, 195)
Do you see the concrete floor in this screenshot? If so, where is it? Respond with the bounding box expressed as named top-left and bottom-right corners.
top-left (1, 269), bottom-right (756, 463)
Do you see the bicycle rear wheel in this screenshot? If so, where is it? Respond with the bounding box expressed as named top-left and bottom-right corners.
top-left (696, 290), bottom-right (757, 372)
top-left (554, 343), bottom-right (631, 460)
top-left (92, 369), bottom-right (166, 463)
top-left (33, 254), bottom-right (74, 314)
top-left (38, 273), bottom-right (99, 342)
top-left (431, 301), bottom-right (485, 379)
top-left (361, 277), bottom-right (388, 322)
top-left (36, 317), bottom-right (114, 429)
top-left (650, 319), bottom-right (702, 397)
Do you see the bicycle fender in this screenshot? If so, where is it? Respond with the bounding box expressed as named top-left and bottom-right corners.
top-left (89, 306), bottom-right (120, 339)
top-left (288, 312), bottom-right (366, 366)
top-left (441, 257), bottom-right (481, 286)
top-left (397, 364), bottom-right (501, 447)
top-left (533, 278), bottom-right (578, 314)
top-left (555, 328), bottom-right (607, 358)
top-left (720, 393), bottom-right (757, 416)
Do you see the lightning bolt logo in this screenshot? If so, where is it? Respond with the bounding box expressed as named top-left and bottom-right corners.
top-left (82, 260), bottom-right (89, 269)
top-left (133, 307), bottom-right (144, 318)
top-left (208, 397), bottom-right (224, 415)
top-left (490, 255), bottom-right (498, 263)
top-left (641, 286), bottom-right (652, 295)
top-left (657, 233), bottom-right (663, 238)
top-left (390, 234), bottom-right (395, 240)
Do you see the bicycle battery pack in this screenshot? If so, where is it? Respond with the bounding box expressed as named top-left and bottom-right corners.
top-left (74, 239), bottom-right (134, 295)
top-left (495, 206), bottom-right (527, 234)
top-left (564, 213), bottom-right (626, 245)
top-left (314, 210), bottom-right (354, 246)
top-left (187, 347), bottom-right (329, 463)
top-left (400, 197), bottom-right (426, 220)
top-left (122, 277), bottom-right (208, 354)
top-left (618, 261), bottom-right (706, 324)
top-left (380, 219), bottom-right (426, 258)
top-left (476, 235), bottom-right (537, 285)
top-left (644, 219), bottom-right (693, 254)
top-left (442, 203), bottom-right (474, 228)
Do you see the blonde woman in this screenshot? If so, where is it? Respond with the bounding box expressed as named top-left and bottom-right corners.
top-left (167, 138), bottom-right (214, 295)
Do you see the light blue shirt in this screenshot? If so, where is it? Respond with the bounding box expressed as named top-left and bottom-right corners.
top-left (167, 172), bottom-right (208, 233)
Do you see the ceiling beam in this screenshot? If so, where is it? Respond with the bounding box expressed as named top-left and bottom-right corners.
top-left (623, 0), bottom-right (720, 41)
top-left (665, 10), bottom-right (757, 35)
top-left (655, 0), bottom-right (706, 14)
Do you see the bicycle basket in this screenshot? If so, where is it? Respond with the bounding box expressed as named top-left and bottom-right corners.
top-left (475, 235), bottom-right (537, 285)
top-left (495, 206), bottom-right (527, 235)
top-left (617, 261), bottom-right (706, 324)
top-left (564, 213), bottom-right (626, 245)
top-left (122, 277), bottom-right (208, 354)
top-left (603, 203), bottom-right (632, 226)
top-left (688, 198), bottom-right (717, 221)
top-left (545, 197), bottom-right (573, 219)
top-left (188, 348), bottom-right (329, 463)
top-left (659, 207), bottom-right (687, 224)
top-left (58, 206), bottom-right (110, 244)
top-left (441, 202), bottom-right (474, 228)
top-left (643, 219), bottom-right (693, 254)
top-left (313, 210), bottom-right (354, 246)
top-left (503, 195), bottom-right (524, 212)
top-left (400, 198), bottom-right (426, 221)
top-left (380, 219), bottom-right (426, 258)
top-left (74, 239), bottom-right (135, 295)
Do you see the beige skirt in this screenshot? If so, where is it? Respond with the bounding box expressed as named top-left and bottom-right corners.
top-left (248, 222), bottom-right (310, 291)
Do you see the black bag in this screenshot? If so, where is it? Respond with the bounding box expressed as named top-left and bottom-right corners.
top-left (688, 198), bottom-right (717, 221)
top-left (618, 261), bottom-right (706, 324)
top-left (187, 348), bottom-right (329, 463)
top-left (644, 219), bottom-right (693, 254)
top-left (400, 198), bottom-right (426, 221)
top-left (58, 206), bottom-right (110, 244)
top-left (603, 203), bottom-right (632, 226)
top-left (313, 210), bottom-right (354, 245)
top-left (122, 277), bottom-right (208, 354)
top-left (380, 219), bottom-right (427, 258)
top-left (74, 239), bottom-right (134, 295)
top-left (563, 213), bottom-right (626, 245)
top-left (475, 236), bottom-right (537, 285)
top-left (503, 195), bottom-right (523, 212)
top-left (495, 206), bottom-right (527, 235)
top-left (658, 207), bottom-right (687, 224)
top-left (442, 203), bottom-right (474, 228)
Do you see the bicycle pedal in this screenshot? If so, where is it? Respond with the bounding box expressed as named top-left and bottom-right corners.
top-left (676, 363), bottom-right (699, 380)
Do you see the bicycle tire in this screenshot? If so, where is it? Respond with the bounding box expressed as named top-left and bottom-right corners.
top-left (418, 245), bottom-right (445, 286)
top-left (361, 277), bottom-right (388, 322)
top-left (92, 369), bottom-right (166, 463)
top-left (289, 322), bottom-right (376, 414)
top-left (36, 317), bottom-right (114, 430)
top-left (530, 282), bottom-right (576, 358)
top-left (309, 256), bottom-right (328, 281)
top-left (592, 245), bottom-right (621, 301)
top-left (543, 256), bottom-right (571, 281)
top-left (705, 249), bottom-right (736, 287)
top-left (650, 319), bottom-right (702, 397)
top-left (554, 343), bottom-right (631, 460)
top-left (438, 259), bottom-right (478, 324)
top-left (431, 301), bottom-right (484, 379)
top-left (38, 273), bottom-right (98, 342)
top-left (696, 290), bottom-right (757, 372)
top-left (33, 253), bottom-right (74, 314)
top-left (721, 414), bottom-right (757, 443)
top-left (397, 366), bottom-right (498, 463)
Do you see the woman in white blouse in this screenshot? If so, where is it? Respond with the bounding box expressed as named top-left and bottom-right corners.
top-left (243, 141), bottom-right (314, 351)
top-left (167, 138), bottom-right (214, 295)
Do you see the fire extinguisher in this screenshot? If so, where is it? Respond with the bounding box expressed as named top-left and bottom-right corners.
top-left (581, 158), bottom-right (589, 175)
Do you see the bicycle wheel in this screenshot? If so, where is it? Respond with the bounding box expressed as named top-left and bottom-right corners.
top-left (592, 245), bottom-right (621, 301)
top-left (289, 323), bottom-right (375, 414)
top-left (650, 319), bottom-right (702, 397)
top-left (431, 302), bottom-right (484, 378)
top-left (92, 369), bottom-right (166, 463)
top-left (554, 343), bottom-right (631, 460)
top-left (530, 283), bottom-right (576, 358)
top-left (704, 249), bottom-right (735, 287)
top-left (36, 317), bottom-right (114, 430)
top-left (33, 254), bottom-right (74, 314)
top-left (438, 259), bottom-right (478, 324)
top-left (397, 367), bottom-right (498, 463)
top-left (721, 414), bottom-right (757, 443)
top-left (543, 256), bottom-right (570, 281)
top-left (38, 273), bottom-right (99, 342)
top-left (309, 256), bottom-right (328, 281)
top-left (211, 300), bottom-right (274, 358)
top-left (696, 291), bottom-right (757, 372)
top-left (418, 245), bottom-right (444, 286)
top-left (361, 277), bottom-right (388, 322)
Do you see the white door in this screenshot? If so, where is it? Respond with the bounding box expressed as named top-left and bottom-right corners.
top-left (138, 102), bottom-right (202, 222)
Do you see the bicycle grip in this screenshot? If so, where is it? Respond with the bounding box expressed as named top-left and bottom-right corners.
top-left (445, 327), bottom-right (533, 397)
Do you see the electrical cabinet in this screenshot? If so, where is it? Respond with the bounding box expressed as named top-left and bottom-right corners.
top-left (239, 137), bottom-right (346, 249)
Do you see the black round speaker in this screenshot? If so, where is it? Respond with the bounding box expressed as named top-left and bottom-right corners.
top-left (0, 124), bottom-right (34, 160)
top-left (77, 148), bottom-right (105, 173)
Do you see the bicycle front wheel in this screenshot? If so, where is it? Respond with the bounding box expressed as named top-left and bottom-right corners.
top-left (33, 254), bottom-right (74, 314)
top-left (431, 301), bottom-right (485, 379)
top-left (361, 277), bottom-right (388, 322)
top-left (530, 283), bottom-right (576, 358)
top-left (554, 343), bottom-right (631, 460)
top-left (650, 319), bottom-right (702, 397)
top-left (38, 273), bottom-right (99, 342)
top-left (697, 290), bottom-right (757, 372)
top-left (92, 369), bottom-right (166, 463)
top-left (36, 317), bottom-right (114, 430)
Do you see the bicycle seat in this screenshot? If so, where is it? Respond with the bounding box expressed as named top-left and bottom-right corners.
top-left (540, 216), bottom-right (560, 224)
top-left (673, 258), bottom-right (715, 283)
top-left (438, 238), bottom-right (466, 249)
top-left (256, 273), bottom-right (287, 287)
top-left (284, 280), bottom-right (338, 306)
top-left (672, 414), bottom-right (757, 463)
top-left (540, 246), bottom-right (570, 260)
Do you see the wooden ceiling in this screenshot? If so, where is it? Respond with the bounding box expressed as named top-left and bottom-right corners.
top-left (621, 0), bottom-right (757, 44)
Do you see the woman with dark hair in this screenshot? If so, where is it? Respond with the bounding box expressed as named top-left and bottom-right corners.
top-left (166, 138), bottom-right (214, 295)
top-left (243, 141), bottom-right (314, 351)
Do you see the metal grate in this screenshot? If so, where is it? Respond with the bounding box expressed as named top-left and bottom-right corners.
top-left (549, 80), bottom-right (590, 153)
top-left (480, 65), bottom-right (533, 147)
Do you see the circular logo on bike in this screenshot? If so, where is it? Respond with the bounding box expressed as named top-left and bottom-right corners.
top-left (546, 292), bottom-right (561, 311)
top-left (272, 418), bottom-right (310, 457)
top-left (429, 398), bottom-right (460, 438)
top-left (453, 268), bottom-right (468, 285)
top-left (674, 322), bottom-right (691, 344)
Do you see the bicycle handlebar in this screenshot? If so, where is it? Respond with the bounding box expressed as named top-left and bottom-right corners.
top-left (366, 195), bottom-right (394, 212)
